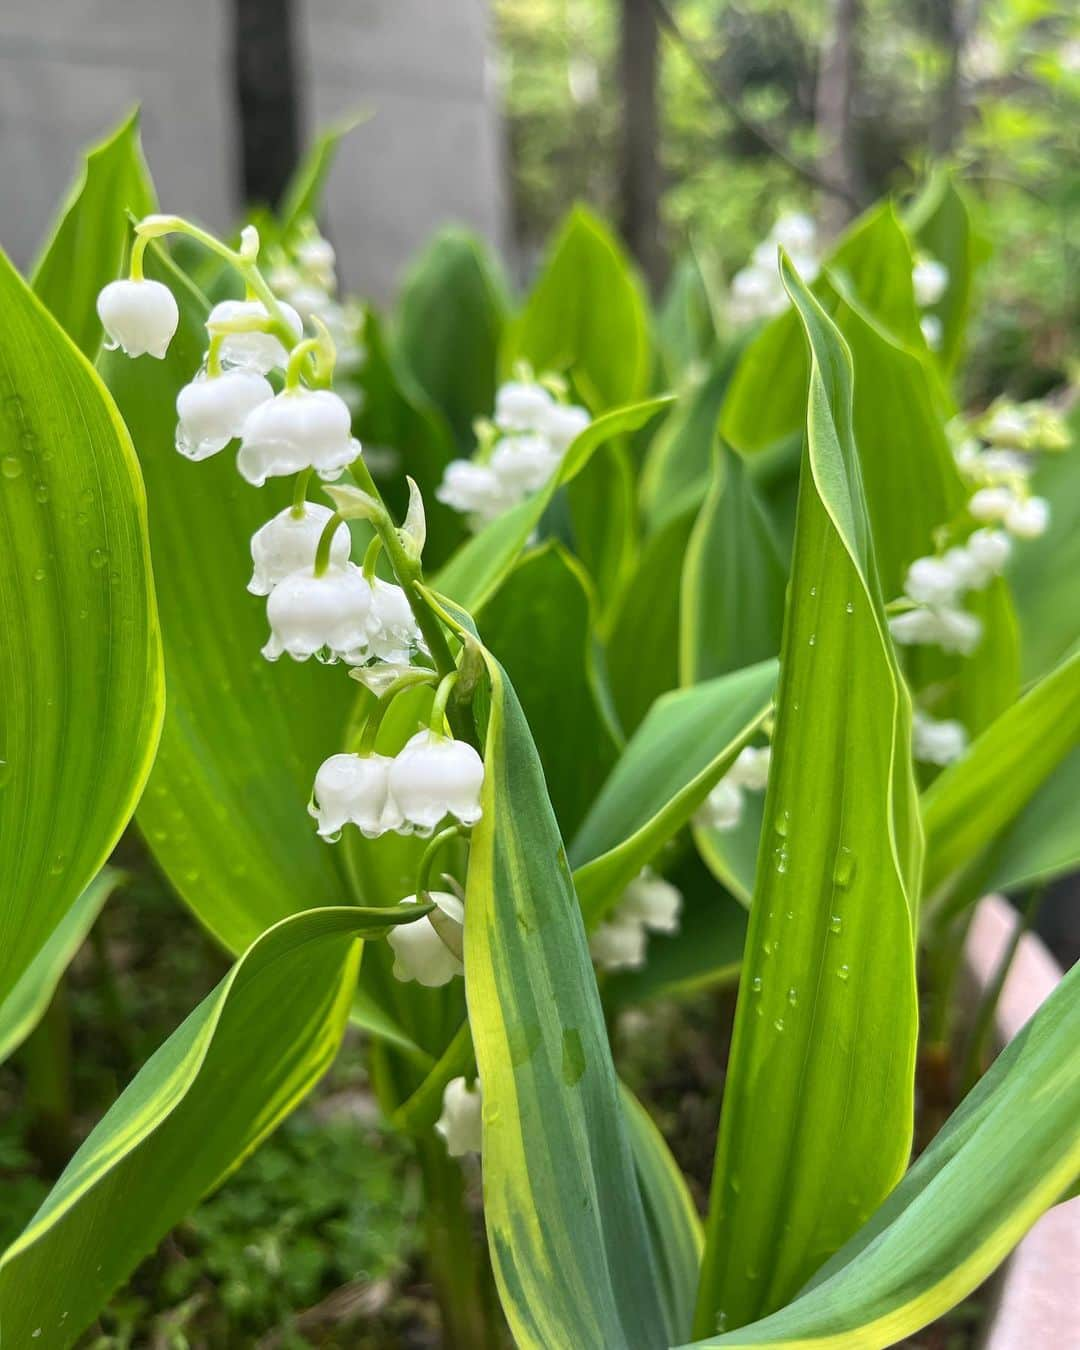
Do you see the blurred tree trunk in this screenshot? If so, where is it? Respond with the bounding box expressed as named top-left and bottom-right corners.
top-left (934, 0), bottom-right (980, 155)
top-left (815, 0), bottom-right (863, 237)
top-left (618, 0), bottom-right (666, 293)
top-left (232, 0), bottom-right (302, 209)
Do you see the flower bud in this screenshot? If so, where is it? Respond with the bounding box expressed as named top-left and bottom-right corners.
top-left (695, 778), bottom-right (744, 833)
top-left (175, 369), bottom-right (273, 461)
top-left (367, 580), bottom-right (425, 665)
top-left (97, 278), bottom-right (179, 359)
top-left (920, 315), bottom-right (943, 351)
top-left (1004, 494), bottom-right (1049, 539)
top-left (387, 893), bottom-right (464, 987)
top-left (238, 387), bottom-right (360, 487)
top-left (912, 711), bottom-right (968, 767)
top-left (889, 605), bottom-right (982, 655)
top-left (388, 730), bottom-right (484, 835)
top-left (963, 528), bottom-right (1011, 582)
top-left (969, 485), bottom-right (1016, 524)
top-left (248, 504), bottom-right (351, 596)
top-left (436, 460), bottom-right (512, 527)
top-left (436, 1075), bottom-right (483, 1157)
top-left (589, 915), bottom-right (649, 971)
top-left (540, 402), bottom-right (591, 452)
top-left (262, 563), bottom-right (373, 664)
top-left (494, 380), bottom-right (555, 432)
top-left (904, 555), bottom-right (963, 607)
top-left (489, 434), bottom-right (562, 494)
top-left (912, 257), bottom-right (948, 308)
top-left (770, 212), bottom-right (817, 254)
top-left (309, 751), bottom-right (401, 839)
top-left (728, 745), bottom-right (772, 792)
top-left (207, 298), bottom-right (303, 374)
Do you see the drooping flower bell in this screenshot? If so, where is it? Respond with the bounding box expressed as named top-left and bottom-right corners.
top-left (387, 893), bottom-right (465, 987)
top-left (262, 563), bottom-right (373, 663)
top-left (540, 401), bottom-right (591, 452)
top-left (728, 745), bottom-right (772, 792)
top-left (175, 369), bottom-right (273, 461)
top-left (912, 257), bottom-right (948, 308)
top-left (388, 730), bottom-right (485, 835)
top-left (695, 777), bottom-right (744, 833)
top-left (206, 298), bottom-right (303, 375)
top-left (889, 604), bottom-right (982, 655)
top-left (237, 387), bottom-right (360, 487)
top-left (903, 555), bottom-right (963, 608)
top-left (588, 916), bottom-right (649, 971)
top-left (912, 711), bottom-right (969, 767)
top-left (436, 460), bottom-right (512, 527)
top-left (436, 1076), bottom-right (483, 1157)
top-left (248, 504), bottom-right (351, 596)
top-left (367, 580), bottom-right (425, 665)
top-left (489, 434), bottom-right (562, 494)
top-left (494, 381), bottom-right (557, 433)
top-left (308, 751), bottom-right (402, 839)
top-left (617, 869), bottom-right (683, 935)
top-left (97, 278), bottom-right (179, 359)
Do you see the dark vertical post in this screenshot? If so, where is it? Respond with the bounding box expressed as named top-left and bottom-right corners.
top-left (231, 0), bottom-right (302, 209)
top-left (618, 0), bottom-right (666, 293)
top-left (814, 0), bottom-right (862, 236)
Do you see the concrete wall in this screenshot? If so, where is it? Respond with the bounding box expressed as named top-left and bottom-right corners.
top-left (0, 0), bottom-right (505, 300)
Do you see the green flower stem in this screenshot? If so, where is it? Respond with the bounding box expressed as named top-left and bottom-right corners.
top-left (428, 671), bottom-right (459, 733)
top-left (291, 468), bottom-right (313, 518)
top-left (313, 512), bottom-right (345, 577)
top-left (285, 334), bottom-right (334, 390)
top-left (416, 826), bottom-right (464, 897)
top-left (206, 333), bottom-right (224, 378)
top-left (362, 533), bottom-right (384, 582)
top-left (348, 455), bottom-right (457, 682)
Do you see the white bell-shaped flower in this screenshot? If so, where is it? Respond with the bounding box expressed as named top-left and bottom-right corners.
top-left (207, 298), bottom-right (303, 374)
top-left (728, 745), bottom-right (772, 792)
top-left (436, 1076), bottom-right (483, 1157)
top-left (617, 870), bottom-right (682, 935)
top-left (295, 234), bottom-right (337, 289)
top-left (262, 563), bottom-right (373, 664)
top-left (387, 893), bottom-right (464, 988)
top-left (490, 435), bottom-right (562, 494)
top-left (920, 315), bottom-right (943, 350)
top-left (904, 554), bottom-right (963, 607)
top-left (589, 915), bottom-right (649, 971)
top-left (1004, 494), bottom-right (1049, 539)
top-left (912, 711), bottom-right (969, 767)
top-left (248, 504), bottom-right (351, 596)
top-left (175, 368), bottom-right (273, 462)
top-left (97, 278), bottom-right (179, 359)
top-left (695, 778), bottom-right (744, 833)
top-left (308, 751), bottom-right (401, 839)
top-left (540, 402), bottom-right (591, 452)
top-left (436, 460), bottom-right (513, 527)
top-left (962, 528), bottom-right (1012, 584)
top-left (237, 387), bottom-right (360, 487)
top-left (912, 257), bottom-right (948, 308)
top-left (494, 381), bottom-right (556, 432)
top-left (969, 485), bottom-right (1017, 524)
top-left (770, 212), bottom-right (817, 254)
top-left (388, 730), bottom-right (485, 835)
top-left (367, 580), bottom-right (425, 665)
top-left (980, 448), bottom-right (1032, 480)
top-left (889, 605), bottom-right (982, 655)
top-left (982, 403), bottom-right (1033, 448)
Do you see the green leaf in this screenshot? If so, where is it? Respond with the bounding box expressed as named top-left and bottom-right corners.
top-left (606, 505), bottom-right (696, 734)
top-left (985, 747), bottom-right (1080, 894)
top-left (681, 957), bottom-right (1080, 1348)
top-left (0, 869), bottom-right (122, 1065)
top-left (680, 444), bottom-right (786, 685)
top-left (566, 436), bottom-right (639, 623)
top-left (465, 649), bottom-right (667, 1350)
top-left (921, 648), bottom-right (1080, 903)
top-left (693, 795), bottom-right (765, 908)
top-left (569, 661), bottom-right (777, 927)
top-left (395, 227), bottom-right (508, 448)
top-left (621, 1083), bottom-right (703, 1345)
top-left (1007, 411), bottom-right (1080, 682)
top-left (655, 249), bottom-right (721, 383)
top-left (478, 543), bottom-right (619, 838)
top-left (434, 395), bottom-right (673, 613)
top-left (906, 169), bottom-right (989, 378)
top-left (0, 248), bottom-right (163, 1013)
top-left (278, 114), bottom-right (364, 233)
top-left (694, 258), bottom-right (922, 1336)
top-left (98, 249), bottom-right (355, 954)
top-left (30, 110), bottom-right (154, 360)
top-left (0, 904), bottom-right (426, 1347)
top-left (507, 205), bottom-right (651, 411)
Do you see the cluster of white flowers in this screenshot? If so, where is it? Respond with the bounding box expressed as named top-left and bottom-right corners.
top-left (310, 732), bottom-right (483, 842)
top-left (436, 378), bottom-right (590, 530)
top-left (912, 253), bottom-right (949, 350)
top-left (267, 222), bottom-right (366, 398)
top-left (589, 869), bottom-right (683, 973)
top-left (694, 745), bottom-right (771, 835)
top-left (728, 213), bottom-right (820, 326)
top-left (890, 527), bottom-right (1011, 655)
top-left (912, 710), bottom-right (968, 766)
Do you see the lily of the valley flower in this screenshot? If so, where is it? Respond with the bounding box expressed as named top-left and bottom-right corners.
top-left (309, 751), bottom-right (401, 839)
top-left (175, 369), bottom-right (273, 461)
top-left (207, 298), bottom-right (303, 374)
top-left (589, 868), bottom-right (683, 972)
top-left (694, 744), bottom-right (772, 834)
top-left (97, 278), bottom-right (180, 359)
top-left (367, 579), bottom-right (426, 665)
top-left (237, 387), bottom-right (360, 487)
top-left (262, 563), bottom-right (373, 663)
top-left (912, 257), bottom-right (948, 308)
top-left (969, 486), bottom-right (1050, 539)
top-left (889, 604), bottom-right (983, 655)
top-left (912, 710), bottom-right (969, 766)
top-left (387, 893), bottom-right (465, 987)
top-left (248, 504), bottom-right (351, 595)
top-left (436, 460), bottom-right (512, 527)
top-left (388, 730), bottom-right (485, 835)
top-left (436, 1076), bottom-right (483, 1157)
